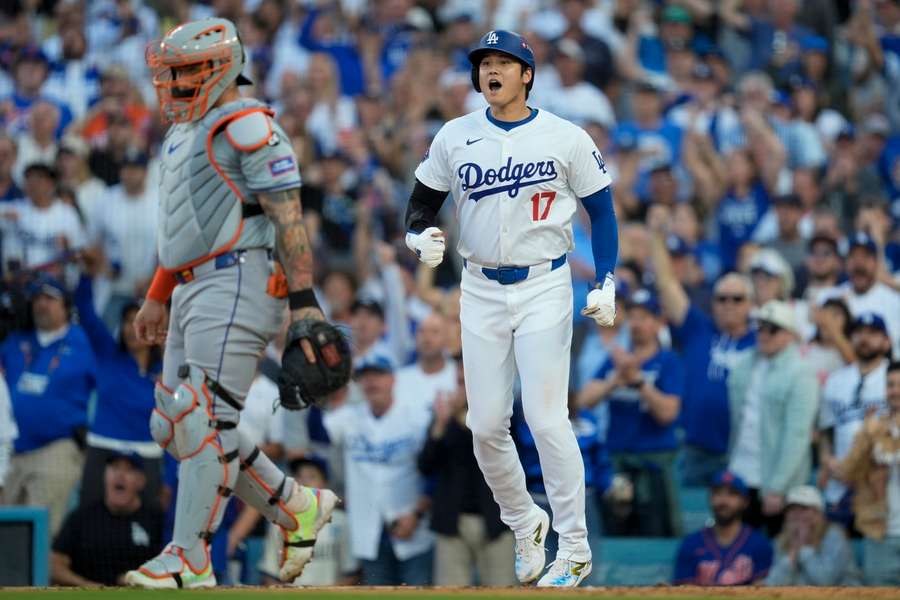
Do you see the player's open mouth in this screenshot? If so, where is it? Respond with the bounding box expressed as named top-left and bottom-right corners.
top-left (488, 79), bottom-right (502, 92)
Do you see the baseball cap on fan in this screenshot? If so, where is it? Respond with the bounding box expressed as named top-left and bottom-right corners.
top-left (785, 485), bottom-right (824, 511)
top-left (852, 312), bottom-right (888, 336)
top-left (752, 300), bottom-right (799, 336)
top-left (710, 471), bottom-right (748, 497)
top-left (353, 354), bottom-right (395, 378)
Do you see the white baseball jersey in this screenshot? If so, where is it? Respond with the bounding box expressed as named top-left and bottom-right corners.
top-left (415, 108), bottom-right (612, 267)
top-left (819, 360), bottom-right (889, 503)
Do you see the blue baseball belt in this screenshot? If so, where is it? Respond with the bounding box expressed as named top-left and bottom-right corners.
top-left (463, 254), bottom-right (567, 285)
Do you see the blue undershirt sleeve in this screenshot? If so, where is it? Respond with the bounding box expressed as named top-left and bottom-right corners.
top-left (580, 185), bottom-right (618, 283)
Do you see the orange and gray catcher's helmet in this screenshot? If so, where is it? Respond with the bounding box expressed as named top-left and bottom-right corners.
top-left (146, 17), bottom-right (252, 124)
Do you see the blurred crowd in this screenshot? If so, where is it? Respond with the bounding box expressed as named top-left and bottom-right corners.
top-left (1, 0), bottom-right (900, 589)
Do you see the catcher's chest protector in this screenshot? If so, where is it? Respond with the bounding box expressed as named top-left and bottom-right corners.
top-left (157, 98), bottom-right (275, 271)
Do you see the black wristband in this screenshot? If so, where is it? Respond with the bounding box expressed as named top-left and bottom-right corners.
top-left (288, 289), bottom-right (320, 311)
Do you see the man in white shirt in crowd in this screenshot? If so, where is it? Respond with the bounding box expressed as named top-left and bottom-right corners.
top-left (1, 163), bottom-right (86, 273)
top-left (839, 233), bottom-right (900, 358)
top-left (13, 101), bottom-right (59, 184)
top-left (89, 149), bottom-right (158, 330)
top-left (394, 312), bottom-right (456, 411)
top-left (819, 312), bottom-right (891, 521)
top-left (541, 38), bottom-right (615, 130)
top-left (322, 355), bottom-right (434, 585)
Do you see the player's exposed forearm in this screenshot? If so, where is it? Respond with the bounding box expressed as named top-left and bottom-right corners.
top-left (405, 180), bottom-right (449, 233)
top-left (258, 188), bottom-right (315, 292)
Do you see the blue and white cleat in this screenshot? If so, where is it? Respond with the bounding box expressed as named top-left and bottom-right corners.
top-left (514, 508), bottom-right (550, 584)
top-left (537, 557), bottom-right (593, 587)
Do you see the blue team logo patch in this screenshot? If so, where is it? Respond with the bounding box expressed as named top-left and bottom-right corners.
top-left (268, 156), bottom-right (295, 176)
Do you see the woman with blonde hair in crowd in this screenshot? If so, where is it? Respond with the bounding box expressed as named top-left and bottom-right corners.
top-left (764, 485), bottom-right (861, 585)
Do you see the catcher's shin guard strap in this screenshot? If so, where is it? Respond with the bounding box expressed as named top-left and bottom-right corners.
top-left (240, 446), bottom-right (261, 471)
top-left (177, 364), bottom-right (243, 411)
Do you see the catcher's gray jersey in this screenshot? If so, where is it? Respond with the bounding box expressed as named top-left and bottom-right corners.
top-left (157, 97), bottom-right (301, 270)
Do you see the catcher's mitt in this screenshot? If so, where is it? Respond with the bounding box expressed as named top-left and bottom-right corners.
top-left (278, 319), bottom-right (351, 410)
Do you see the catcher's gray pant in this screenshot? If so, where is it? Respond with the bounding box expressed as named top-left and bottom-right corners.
top-left (150, 249), bottom-right (300, 569)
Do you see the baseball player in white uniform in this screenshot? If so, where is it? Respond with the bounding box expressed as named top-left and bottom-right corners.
top-left (124, 19), bottom-right (339, 588)
top-left (404, 30), bottom-right (619, 587)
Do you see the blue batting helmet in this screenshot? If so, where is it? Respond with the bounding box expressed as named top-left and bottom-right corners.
top-left (468, 30), bottom-right (536, 94)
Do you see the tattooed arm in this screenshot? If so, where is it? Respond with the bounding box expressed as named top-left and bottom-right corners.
top-left (257, 187), bottom-right (324, 323)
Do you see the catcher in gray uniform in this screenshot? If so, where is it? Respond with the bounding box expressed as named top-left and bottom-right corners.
top-left (125, 18), bottom-right (350, 589)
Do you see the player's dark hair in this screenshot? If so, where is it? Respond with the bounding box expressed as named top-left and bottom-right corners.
top-left (889, 361), bottom-right (900, 375)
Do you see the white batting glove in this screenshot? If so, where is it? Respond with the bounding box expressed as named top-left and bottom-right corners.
top-left (581, 274), bottom-right (616, 327)
top-left (405, 227), bottom-right (445, 268)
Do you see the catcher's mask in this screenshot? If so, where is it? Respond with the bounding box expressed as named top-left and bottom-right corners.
top-left (146, 18), bottom-right (252, 124)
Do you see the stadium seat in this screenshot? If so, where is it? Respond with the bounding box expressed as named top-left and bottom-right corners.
top-left (594, 537), bottom-right (679, 585)
top-left (679, 486), bottom-right (712, 533)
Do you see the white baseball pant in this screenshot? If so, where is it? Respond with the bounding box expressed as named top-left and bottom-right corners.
top-left (460, 262), bottom-right (590, 562)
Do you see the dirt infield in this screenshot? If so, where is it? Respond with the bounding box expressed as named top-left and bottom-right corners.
top-left (2, 587), bottom-right (900, 600)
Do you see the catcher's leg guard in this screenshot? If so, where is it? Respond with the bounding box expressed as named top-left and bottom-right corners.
top-left (233, 432), bottom-right (339, 582)
top-left (127, 365), bottom-right (240, 588)
top-left (233, 431), bottom-right (299, 530)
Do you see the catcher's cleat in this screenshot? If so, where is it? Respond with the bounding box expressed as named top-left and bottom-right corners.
top-left (279, 486), bottom-right (340, 582)
top-left (124, 544), bottom-right (216, 589)
top-left (537, 557), bottom-right (593, 588)
top-left (515, 507), bottom-right (550, 584)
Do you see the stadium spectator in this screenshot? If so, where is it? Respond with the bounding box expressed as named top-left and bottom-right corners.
top-left (54, 136), bottom-right (106, 227)
top-left (579, 289), bottom-right (683, 537)
top-left (0, 45), bottom-right (73, 141)
top-left (818, 312), bottom-right (891, 527)
top-left (747, 248), bottom-right (795, 307)
top-left (259, 457), bottom-right (358, 586)
top-left (72, 272), bottom-right (162, 510)
top-left (0, 134), bottom-right (22, 202)
top-left (0, 274), bottom-right (96, 535)
top-left (768, 193), bottom-right (807, 275)
top-left (804, 297), bottom-right (854, 388)
top-left (51, 452), bottom-right (163, 586)
top-left (419, 357), bottom-right (514, 587)
top-left (87, 111), bottom-right (140, 186)
top-left (727, 300), bottom-right (819, 536)
top-left (613, 81), bottom-right (682, 205)
top-left (322, 355), bottom-right (434, 586)
top-left (649, 206), bottom-right (756, 486)
top-left (0, 162), bottom-right (86, 272)
top-left (840, 232), bottom-right (900, 357)
top-left (673, 471), bottom-right (773, 586)
top-left (395, 312), bottom-right (456, 411)
top-left (88, 149), bottom-right (157, 330)
top-left (764, 485), bottom-right (862, 585)
top-left (12, 100), bottom-right (59, 184)
top-left (833, 361), bottom-right (900, 585)
top-left (0, 377), bottom-right (15, 494)
top-left (542, 38), bottom-right (615, 130)
top-left (799, 234), bottom-right (844, 306)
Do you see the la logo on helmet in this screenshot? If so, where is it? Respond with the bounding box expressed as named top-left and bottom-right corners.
top-left (486, 31), bottom-right (499, 45)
